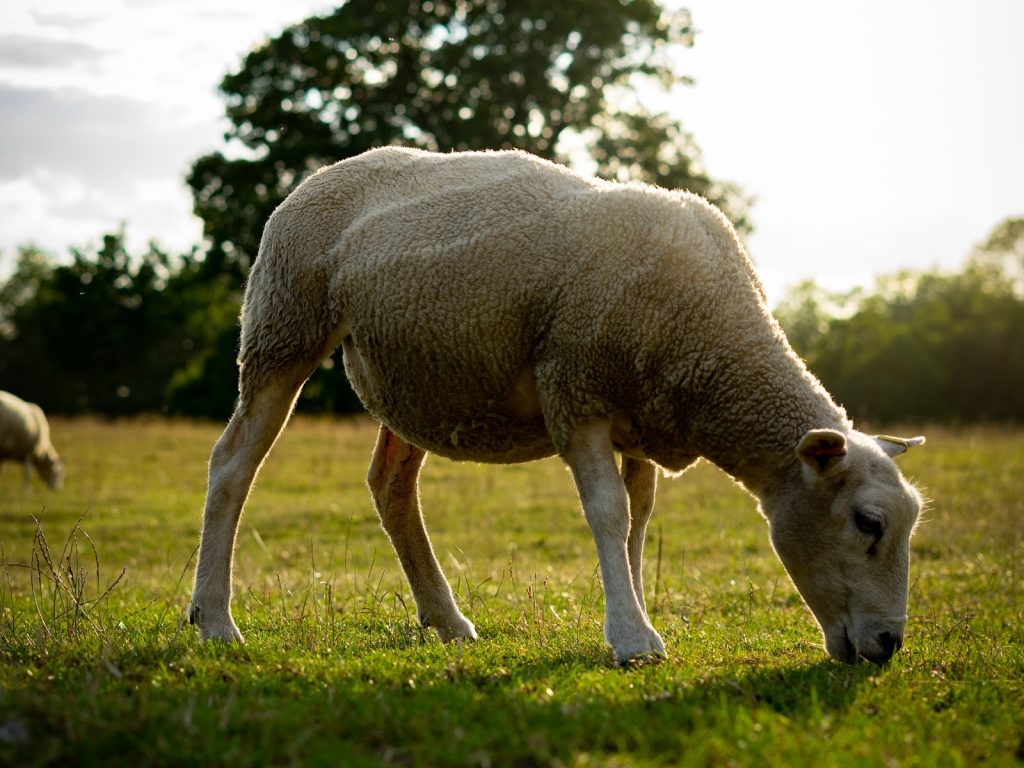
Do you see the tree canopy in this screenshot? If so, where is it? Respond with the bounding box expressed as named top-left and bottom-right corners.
top-left (188, 0), bottom-right (749, 275)
top-left (0, 234), bottom-right (236, 416)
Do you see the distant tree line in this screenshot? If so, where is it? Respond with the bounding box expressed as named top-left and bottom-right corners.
top-left (774, 216), bottom-right (1024, 424)
top-left (0, 233), bottom-right (363, 419)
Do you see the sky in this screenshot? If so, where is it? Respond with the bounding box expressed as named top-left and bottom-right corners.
top-left (1, 0), bottom-right (1021, 306)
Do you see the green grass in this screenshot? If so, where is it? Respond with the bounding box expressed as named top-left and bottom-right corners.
top-left (0, 416), bottom-right (1021, 766)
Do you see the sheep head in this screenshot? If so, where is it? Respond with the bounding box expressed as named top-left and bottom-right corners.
top-left (763, 429), bottom-right (925, 664)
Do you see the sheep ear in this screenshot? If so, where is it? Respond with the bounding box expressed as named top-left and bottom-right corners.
top-left (796, 429), bottom-right (848, 475)
top-left (874, 434), bottom-right (926, 458)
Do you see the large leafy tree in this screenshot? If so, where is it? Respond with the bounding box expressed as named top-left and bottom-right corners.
top-left (188, 0), bottom-right (749, 275)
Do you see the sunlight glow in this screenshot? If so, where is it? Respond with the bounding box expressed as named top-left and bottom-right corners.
top-left (1, 0), bottom-right (1021, 304)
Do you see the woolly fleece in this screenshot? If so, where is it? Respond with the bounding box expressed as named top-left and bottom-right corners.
top-left (242, 146), bottom-right (849, 488)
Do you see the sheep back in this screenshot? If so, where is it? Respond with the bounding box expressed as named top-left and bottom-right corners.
top-left (248, 148), bottom-right (842, 470)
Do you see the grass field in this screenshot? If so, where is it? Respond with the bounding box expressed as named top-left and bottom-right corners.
top-left (0, 416), bottom-right (1021, 766)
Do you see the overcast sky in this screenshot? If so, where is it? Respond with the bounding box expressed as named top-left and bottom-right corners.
top-left (1, 0), bottom-right (1021, 305)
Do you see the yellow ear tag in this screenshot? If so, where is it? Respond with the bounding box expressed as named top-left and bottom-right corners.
top-left (875, 435), bottom-right (909, 449)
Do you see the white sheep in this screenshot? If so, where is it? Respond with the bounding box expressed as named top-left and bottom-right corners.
top-left (0, 390), bottom-right (64, 490)
top-left (188, 147), bottom-right (925, 665)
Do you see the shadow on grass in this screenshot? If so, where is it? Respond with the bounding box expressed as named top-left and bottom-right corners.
top-left (700, 658), bottom-right (879, 714)
top-left (4, 639), bottom-right (880, 767)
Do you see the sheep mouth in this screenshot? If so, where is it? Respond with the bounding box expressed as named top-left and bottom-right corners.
top-left (826, 625), bottom-right (858, 664)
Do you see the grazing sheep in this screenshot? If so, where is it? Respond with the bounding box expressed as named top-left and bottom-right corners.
top-left (0, 390), bottom-right (64, 490)
top-left (188, 147), bottom-right (925, 665)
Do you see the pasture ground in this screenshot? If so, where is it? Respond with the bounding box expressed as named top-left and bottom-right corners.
top-left (0, 416), bottom-right (1021, 766)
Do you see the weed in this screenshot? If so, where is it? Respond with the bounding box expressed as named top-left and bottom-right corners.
top-left (1, 511), bottom-right (126, 647)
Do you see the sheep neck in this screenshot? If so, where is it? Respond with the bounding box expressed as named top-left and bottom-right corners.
top-left (686, 332), bottom-right (849, 497)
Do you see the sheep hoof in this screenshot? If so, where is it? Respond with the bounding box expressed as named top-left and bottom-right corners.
top-left (187, 603), bottom-right (244, 643)
top-left (433, 615), bottom-right (478, 643)
top-left (609, 624), bottom-right (665, 666)
top-left (200, 621), bottom-right (244, 644)
top-left (618, 649), bottom-right (668, 668)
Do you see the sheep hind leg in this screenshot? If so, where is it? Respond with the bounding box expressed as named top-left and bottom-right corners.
top-left (368, 425), bottom-right (476, 643)
top-left (622, 457), bottom-right (658, 620)
top-left (187, 365), bottom-right (310, 642)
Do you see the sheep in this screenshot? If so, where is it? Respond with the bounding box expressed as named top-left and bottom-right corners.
top-left (187, 146), bottom-right (925, 665)
top-left (0, 390), bottom-right (64, 490)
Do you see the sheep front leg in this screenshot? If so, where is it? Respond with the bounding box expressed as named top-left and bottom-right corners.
top-left (368, 425), bottom-right (476, 642)
top-left (566, 422), bottom-right (665, 664)
top-left (622, 457), bottom-right (657, 620)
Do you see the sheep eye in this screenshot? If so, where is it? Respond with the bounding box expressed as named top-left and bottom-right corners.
top-left (854, 508), bottom-right (884, 541)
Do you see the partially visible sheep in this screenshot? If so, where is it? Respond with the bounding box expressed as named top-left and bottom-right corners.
top-left (188, 147), bottom-right (925, 666)
top-left (0, 390), bottom-right (64, 490)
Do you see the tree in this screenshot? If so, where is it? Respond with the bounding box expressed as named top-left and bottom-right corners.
top-left (0, 233), bottom-right (242, 417)
top-left (773, 279), bottom-right (861, 358)
top-left (972, 215), bottom-right (1024, 293)
top-left (1, 234), bottom-right (166, 413)
top-left (0, 245), bottom-right (52, 340)
top-left (774, 218), bottom-right (1024, 424)
top-left (188, 0), bottom-right (750, 275)
top-left (588, 108), bottom-right (751, 236)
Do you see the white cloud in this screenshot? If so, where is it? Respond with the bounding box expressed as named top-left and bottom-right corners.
top-left (0, 85), bottom-right (215, 181)
top-left (0, 34), bottom-right (106, 69)
top-left (0, 168), bottom-right (202, 261)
